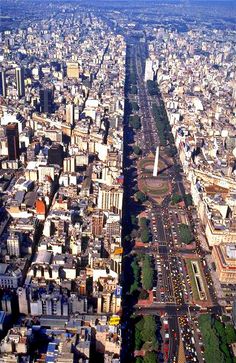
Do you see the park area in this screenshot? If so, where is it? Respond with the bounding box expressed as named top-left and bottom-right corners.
top-left (138, 155), bottom-right (172, 203)
top-left (199, 314), bottom-right (236, 363)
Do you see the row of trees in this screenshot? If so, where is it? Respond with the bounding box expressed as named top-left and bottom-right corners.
top-left (136, 352), bottom-right (158, 363)
top-left (130, 254), bottom-right (154, 295)
top-left (151, 103), bottom-right (170, 147)
top-left (148, 82), bottom-right (177, 157)
top-left (139, 217), bottom-right (151, 243)
top-left (135, 191), bottom-right (147, 203)
top-left (128, 101), bottom-right (139, 112)
top-left (199, 314), bottom-right (236, 363)
top-left (142, 255), bottom-right (154, 290)
top-left (129, 114), bottom-right (141, 129)
top-left (171, 193), bottom-right (193, 206)
top-left (135, 315), bottom-right (158, 350)
top-left (147, 80), bottom-right (159, 96)
top-left (133, 145), bottom-right (142, 156)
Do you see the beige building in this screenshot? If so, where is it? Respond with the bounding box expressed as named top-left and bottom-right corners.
top-left (97, 186), bottom-right (123, 216)
top-left (205, 218), bottom-right (236, 246)
top-left (212, 244), bottom-right (236, 284)
top-left (66, 62), bottom-right (80, 78)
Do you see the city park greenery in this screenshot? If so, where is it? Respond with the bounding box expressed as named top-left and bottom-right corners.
top-left (199, 314), bottom-right (236, 363)
top-left (139, 217), bottom-right (151, 243)
top-left (134, 315), bottom-right (158, 350)
top-left (151, 103), bottom-right (170, 147)
top-left (135, 191), bottom-right (147, 203)
top-left (136, 352), bottom-right (158, 363)
top-left (147, 80), bottom-right (177, 157)
top-left (171, 193), bottom-right (182, 204)
top-left (147, 80), bottom-right (159, 96)
top-left (129, 101), bottom-right (139, 112)
top-left (133, 144), bottom-right (142, 156)
top-left (129, 114), bottom-right (141, 129)
top-left (184, 193), bottom-right (193, 207)
top-left (171, 193), bottom-right (193, 206)
top-left (130, 85), bottom-right (138, 95)
top-left (130, 254), bottom-right (154, 295)
top-left (178, 223), bottom-right (194, 244)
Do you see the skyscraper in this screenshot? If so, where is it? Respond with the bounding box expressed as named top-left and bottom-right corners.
top-left (40, 88), bottom-right (54, 113)
top-left (144, 58), bottom-right (154, 82)
top-left (6, 123), bottom-right (20, 160)
top-left (15, 67), bottom-right (25, 97)
top-left (66, 62), bottom-right (80, 78)
top-left (0, 70), bottom-right (7, 97)
top-left (48, 143), bottom-right (63, 166)
top-left (66, 103), bottom-right (74, 125)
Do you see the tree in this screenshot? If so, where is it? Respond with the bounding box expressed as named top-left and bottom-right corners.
top-left (167, 146), bottom-right (177, 157)
top-left (130, 85), bottom-right (138, 95)
top-left (130, 101), bottom-right (139, 112)
top-left (225, 324), bottom-right (236, 344)
top-left (141, 316), bottom-right (157, 348)
top-left (184, 193), bottom-right (193, 207)
top-left (141, 229), bottom-right (150, 243)
top-left (171, 194), bottom-right (182, 204)
top-left (139, 289), bottom-right (149, 300)
top-left (140, 217), bottom-right (149, 228)
top-left (131, 214), bottom-right (138, 227)
top-left (144, 351), bottom-right (158, 363)
top-left (147, 80), bottom-right (159, 96)
top-left (130, 281), bottom-right (139, 294)
top-left (135, 318), bottom-right (145, 350)
top-left (133, 145), bottom-right (142, 155)
top-left (178, 224), bottom-right (193, 244)
top-left (135, 329), bottom-right (143, 350)
top-left (129, 115), bottom-right (141, 129)
top-left (135, 191), bottom-right (147, 203)
top-left (131, 259), bottom-right (141, 282)
top-left (142, 256), bottom-right (154, 290)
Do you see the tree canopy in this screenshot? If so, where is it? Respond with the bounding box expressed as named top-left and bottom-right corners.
top-left (144, 351), bottom-right (158, 363)
top-left (178, 223), bottom-right (193, 244)
top-left (142, 256), bottom-right (154, 290)
top-left (135, 191), bottom-right (147, 203)
top-left (171, 193), bottom-right (182, 204)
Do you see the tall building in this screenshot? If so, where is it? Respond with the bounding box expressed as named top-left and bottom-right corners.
top-left (92, 211), bottom-right (104, 236)
top-left (0, 70), bottom-right (7, 97)
top-left (66, 62), bottom-right (80, 78)
top-left (7, 234), bottom-right (20, 257)
top-left (66, 103), bottom-right (74, 125)
top-left (48, 143), bottom-right (63, 166)
top-left (40, 88), bottom-right (54, 113)
top-left (97, 186), bottom-right (123, 215)
top-left (144, 58), bottom-right (154, 82)
top-left (15, 67), bottom-right (25, 97)
top-left (6, 123), bottom-right (20, 160)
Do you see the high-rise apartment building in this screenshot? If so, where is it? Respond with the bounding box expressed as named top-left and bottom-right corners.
top-left (0, 70), bottom-right (7, 97)
top-left (6, 123), bottom-right (20, 160)
top-left (66, 103), bottom-right (74, 125)
top-left (15, 67), bottom-right (25, 97)
top-left (66, 62), bottom-right (80, 78)
top-left (7, 234), bottom-right (20, 257)
top-left (144, 58), bottom-right (154, 82)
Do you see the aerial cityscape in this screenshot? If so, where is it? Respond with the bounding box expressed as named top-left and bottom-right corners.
top-left (0, 0), bottom-right (236, 362)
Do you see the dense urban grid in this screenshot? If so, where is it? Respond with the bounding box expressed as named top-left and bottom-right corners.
top-left (0, 1), bottom-right (236, 363)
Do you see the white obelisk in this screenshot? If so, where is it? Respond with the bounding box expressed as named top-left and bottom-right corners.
top-left (153, 146), bottom-right (159, 177)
